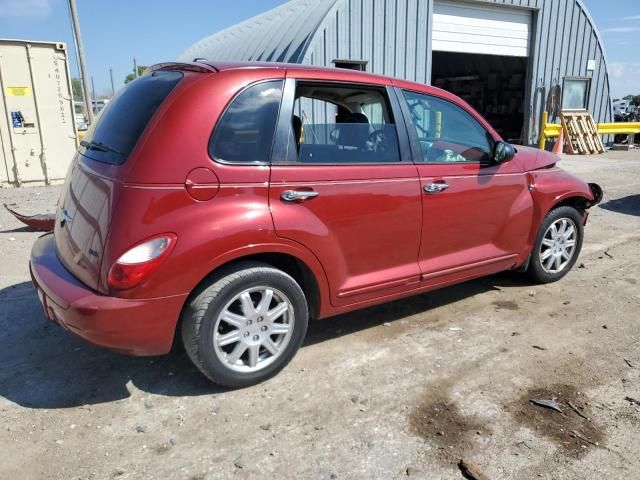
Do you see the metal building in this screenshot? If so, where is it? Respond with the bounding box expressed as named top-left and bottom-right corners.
top-left (179, 0), bottom-right (612, 146)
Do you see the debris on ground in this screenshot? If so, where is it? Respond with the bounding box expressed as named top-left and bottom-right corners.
top-left (233, 454), bottom-right (247, 469)
top-left (624, 359), bottom-right (637, 368)
top-left (530, 398), bottom-right (564, 414)
top-left (566, 401), bottom-right (589, 420)
top-left (532, 345), bottom-right (547, 351)
top-left (3, 204), bottom-right (55, 232)
top-left (458, 459), bottom-right (488, 480)
top-left (604, 250), bottom-right (614, 259)
top-left (624, 396), bottom-right (640, 406)
top-left (571, 430), bottom-right (599, 446)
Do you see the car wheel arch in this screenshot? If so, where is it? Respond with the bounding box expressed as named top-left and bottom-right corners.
top-left (522, 191), bottom-right (594, 266)
top-left (550, 193), bottom-right (595, 213)
top-left (175, 245), bottom-right (328, 342)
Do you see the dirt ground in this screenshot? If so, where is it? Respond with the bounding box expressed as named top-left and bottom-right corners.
top-left (0, 150), bottom-right (639, 480)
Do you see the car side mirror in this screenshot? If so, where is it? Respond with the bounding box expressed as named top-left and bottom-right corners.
top-left (493, 141), bottom-right (516, 164)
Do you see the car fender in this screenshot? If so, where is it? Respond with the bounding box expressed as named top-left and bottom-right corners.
top-left (185, 237), bottom-right (333, 318)
top-left (524, 167), bottom-right (596, 252)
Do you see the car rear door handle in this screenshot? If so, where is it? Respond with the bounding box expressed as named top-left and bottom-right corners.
top-left (281, 190), bottom-right (320, 202)
top-left (424, 183), bottom-right (450, 194)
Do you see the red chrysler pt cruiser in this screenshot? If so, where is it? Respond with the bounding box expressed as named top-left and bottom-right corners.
top-left (30, 62), bottom-right (602, 387)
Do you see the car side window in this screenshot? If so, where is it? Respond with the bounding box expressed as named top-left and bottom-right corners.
top-left (403, 90), bottom-right (494, 164)
top-left (210, 80), bottom-right (283, 164)
top-left (287, 83), bottom-right (401, 164)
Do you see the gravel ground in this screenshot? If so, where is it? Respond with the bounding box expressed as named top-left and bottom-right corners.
top-left (0, 150), bottom-right (639, 480)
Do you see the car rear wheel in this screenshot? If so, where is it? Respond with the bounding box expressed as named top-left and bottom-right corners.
top-left (181, 262), bottom-right (308, 387)
top-left (526, 206), bottom-right (584, 284)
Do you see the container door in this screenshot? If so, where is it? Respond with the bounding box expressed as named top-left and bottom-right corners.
top-left (0, 41), bottom-right (77, 185)
top-left (29, 42), bottom-right (78, 182)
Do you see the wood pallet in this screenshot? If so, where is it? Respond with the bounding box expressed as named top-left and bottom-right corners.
top-left (560, 111), bottom-right (605, 155)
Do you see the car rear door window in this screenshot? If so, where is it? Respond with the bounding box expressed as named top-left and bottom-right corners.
top-left (210, 80), bottom-right (284, 164)
top-left (79, 70), bottom-right (183, 165)
top-left (287, 83), bottom-right (401, 164)
top-left (403, 90), bottom-right (494, 163)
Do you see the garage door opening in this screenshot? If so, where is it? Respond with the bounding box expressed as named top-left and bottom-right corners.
top-left (431, 51), bottom-right (528, 143)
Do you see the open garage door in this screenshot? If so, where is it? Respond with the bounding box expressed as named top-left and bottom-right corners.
top-left (433, 1), bottom-right (531, 57)
top-left (431, 2), bottom-right (532, 142)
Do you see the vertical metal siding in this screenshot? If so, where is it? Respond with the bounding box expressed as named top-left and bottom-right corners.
top-left (303, 0), bottom-right (612, 144)
top-left (303, 0), bottom-right (431, 83)
top-left (181, 0), bottom-right (612, 144)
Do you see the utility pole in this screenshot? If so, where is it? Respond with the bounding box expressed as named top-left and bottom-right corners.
top-left (109, 67), bottom-right (115, 97)
top-left (91, 76), bottom-right (96, 114)
top-left (133, 58), bottom-right (138, 79)
top-left (67, 0), bottom-right (94, 125)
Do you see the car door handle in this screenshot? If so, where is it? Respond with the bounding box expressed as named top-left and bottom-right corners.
top-left (281, 190), bottom-right (320, 202)
top-left (423, 183), bottom-right (450, 194)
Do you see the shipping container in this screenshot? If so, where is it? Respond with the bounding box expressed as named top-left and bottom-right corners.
top-left (0, 39), bottom-right (78, 187)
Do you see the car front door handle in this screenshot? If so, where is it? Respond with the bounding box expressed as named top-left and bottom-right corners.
top-left (281, 190), bottom-right (320, 202)
top-left (424, 183), bottom-right (450, 194)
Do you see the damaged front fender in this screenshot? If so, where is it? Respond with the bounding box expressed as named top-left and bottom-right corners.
top-left (588, 183), bottom-right (603, 206)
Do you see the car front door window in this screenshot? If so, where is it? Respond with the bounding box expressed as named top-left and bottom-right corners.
top-left (403, 90), bottom-right (494, 164)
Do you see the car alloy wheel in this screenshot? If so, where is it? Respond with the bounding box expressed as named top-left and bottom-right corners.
top-left (538, 217), bottom-right (578, 274)
top-left (212, 286), bottom-right (295, 373)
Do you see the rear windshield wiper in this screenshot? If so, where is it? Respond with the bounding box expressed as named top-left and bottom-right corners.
top-left (80, 140), bottom-right (123, 156)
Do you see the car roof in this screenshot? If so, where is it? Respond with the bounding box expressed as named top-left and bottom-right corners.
top-left (154, 60), bottom-right (454, 99)
top-left (196, 60), bottom-right (442, 94)
top-left (152, 60), bottom-right (476, 121)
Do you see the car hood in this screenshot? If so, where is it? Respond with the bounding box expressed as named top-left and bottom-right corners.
top-left (513, 145), bottom-right (560, 172)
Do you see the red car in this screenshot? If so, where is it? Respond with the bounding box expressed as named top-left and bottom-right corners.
top-left (30, 62), bottom-right (602, 387)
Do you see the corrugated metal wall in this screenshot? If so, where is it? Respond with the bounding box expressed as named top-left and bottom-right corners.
top-left (178, 0), bottom-right (339, 64)
top-left (180, 0), bottom-right (612, 145)
top-left (303, 0), bottom-right (612, 144)
top-left (304, 0), bottom-right (433, 83)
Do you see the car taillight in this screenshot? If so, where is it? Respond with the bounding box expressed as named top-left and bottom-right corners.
top-left (107, 234), bottom-right (177, 290)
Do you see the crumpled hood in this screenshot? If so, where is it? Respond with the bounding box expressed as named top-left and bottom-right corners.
top-left (512, 145), bottom-right (560, 172)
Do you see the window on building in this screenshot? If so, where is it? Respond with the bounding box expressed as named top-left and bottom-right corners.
top-left (210, 80), bottom-right (284, 164)
top-left (562, 77), bottom-right (591, 111)
top-left (403, 90), bottom-right (495, 163)
top-left (332, 60), bottom-right (368, 72)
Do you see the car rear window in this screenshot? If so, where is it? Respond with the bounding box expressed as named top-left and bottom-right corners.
top-left (79, 70), bottom-right (183, 165)
top-left (209, 80), bottom-right (284, 164)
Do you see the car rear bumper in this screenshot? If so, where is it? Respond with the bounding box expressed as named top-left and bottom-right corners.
top-left (30, 233), bottom-right (187, 356)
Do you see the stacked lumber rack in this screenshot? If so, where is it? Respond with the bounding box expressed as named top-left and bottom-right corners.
top-left (560, 111), bottom-right (605, 155)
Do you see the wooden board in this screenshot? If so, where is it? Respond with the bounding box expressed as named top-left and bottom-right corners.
top-left (560, 111), bottom-right (605, 155)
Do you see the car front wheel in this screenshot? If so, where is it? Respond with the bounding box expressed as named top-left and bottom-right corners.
top-left (526, 206), bottom-right (584, 284)
top-left (181, 262), bottom-right (309, 387)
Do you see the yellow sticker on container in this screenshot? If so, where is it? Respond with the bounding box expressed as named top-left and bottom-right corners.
top-left (7, 86), bottom-right (31, 96)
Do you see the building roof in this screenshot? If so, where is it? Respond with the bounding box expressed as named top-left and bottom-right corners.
top-left (177, 0), bottom-right (340, 64)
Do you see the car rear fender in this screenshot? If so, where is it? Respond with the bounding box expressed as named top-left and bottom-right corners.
top-left (183, 240), bottom-right (332, 320)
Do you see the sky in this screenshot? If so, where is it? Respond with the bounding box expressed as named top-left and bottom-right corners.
top-left (0, 0), bottom-right (638, 99)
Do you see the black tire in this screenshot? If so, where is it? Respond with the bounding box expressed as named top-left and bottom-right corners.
top-left (526, 206), bottom-right (584, 284)
top-left (181, 261), bottom-right (309, 388)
